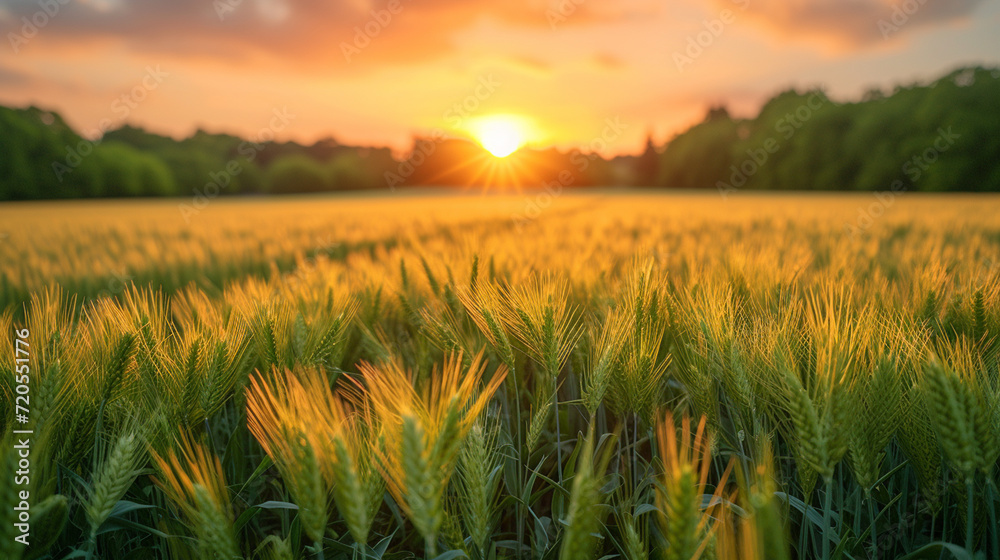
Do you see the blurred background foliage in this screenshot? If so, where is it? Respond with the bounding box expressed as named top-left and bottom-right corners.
top-left (1, 65), bottom-right (997, 200)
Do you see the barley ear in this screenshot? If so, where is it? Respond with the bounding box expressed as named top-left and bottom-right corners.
top-left (526, 397), bottom-right (553, 453)
top-left (896, 392), bottom-right (943, 510)
top-left (257, 535), bottom-right (294, 560)
top-left (456, 419), bottom-right (503, 558)
top-left (558, 425), bottom-right (610, 560)
top-left (921, 362), bottom-right (979, 481)
top-left (331, 438), bottom-right (370, 545)
top-left (85, 430), bottom-right (144, 537)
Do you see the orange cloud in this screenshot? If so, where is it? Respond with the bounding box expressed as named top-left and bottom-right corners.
top-left (1, 0), bottom-right (655, 71)
top-left (707, 0), bottom-right (986, 50)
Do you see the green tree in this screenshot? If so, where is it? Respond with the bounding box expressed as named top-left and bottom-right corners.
top-left (266, 155), bottom-right (329, 193)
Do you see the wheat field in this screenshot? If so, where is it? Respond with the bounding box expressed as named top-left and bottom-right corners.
top-left (2, 191), bottom-right (1000, 560)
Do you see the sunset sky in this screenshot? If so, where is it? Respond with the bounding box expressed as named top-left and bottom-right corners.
top-left (2, 0), bottom-right (998, 156)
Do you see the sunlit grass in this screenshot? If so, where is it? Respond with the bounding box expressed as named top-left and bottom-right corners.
top-left (2, 191), bottom-right (1000, 559)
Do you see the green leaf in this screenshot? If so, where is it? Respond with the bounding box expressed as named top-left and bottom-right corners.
top-left (775, 491), bottom-right (840, 538)
top-left (895, 542), bottom-right (977, 560)
top-left (256, 500), bottom-right (299, 510)
top-left (430, 550), bottom-right (468, 560)
top-left (96, 515), bottom-right (175, 539)
top-left (108, 500), bottom-right (154, 518)
top-left (234, 505), bottom-right (262, 534)
top-left (633, 503), bottom-right (659, 518)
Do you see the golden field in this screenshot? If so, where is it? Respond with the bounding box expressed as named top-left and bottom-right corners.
top-left (2, 190), bottom-right (1000, 560)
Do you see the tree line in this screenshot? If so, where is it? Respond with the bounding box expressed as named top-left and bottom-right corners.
top-left (1, 65), bottom-right (996, 200)
top-left (656, 66), bottom-right (1000, 192)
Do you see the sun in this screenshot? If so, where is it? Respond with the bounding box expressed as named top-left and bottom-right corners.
top-left (470, 115), bottom-right (530, 158)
